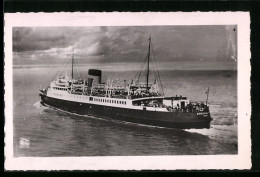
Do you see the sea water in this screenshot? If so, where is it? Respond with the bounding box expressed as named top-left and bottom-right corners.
top-left (12, 67), bottom-right (237, 156)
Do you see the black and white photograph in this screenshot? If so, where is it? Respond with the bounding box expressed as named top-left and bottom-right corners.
top-left (4, 12), bottom-right (251, 170)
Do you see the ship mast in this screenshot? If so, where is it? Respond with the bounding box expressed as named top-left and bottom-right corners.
top-left (72, 48), bottom-right (74, 79)
top-left (206, 87), bottom-right (210, 106)
top-left (146, 35), bottom-right (151, 92)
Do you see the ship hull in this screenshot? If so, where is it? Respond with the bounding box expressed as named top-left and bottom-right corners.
top-left (40, 94), bottom-right (212, 129)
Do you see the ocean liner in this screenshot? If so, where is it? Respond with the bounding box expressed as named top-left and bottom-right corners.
top-left (39, 36), bottom-right (212, 129)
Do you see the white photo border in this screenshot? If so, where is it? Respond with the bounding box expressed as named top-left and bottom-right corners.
top-left (4, 12), bottom-right (251, 170)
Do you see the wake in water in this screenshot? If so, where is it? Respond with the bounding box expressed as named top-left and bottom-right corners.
top-left (185, 124), bottom-right (237, 144)
top-left (33, 101), bottom-right (49, 114)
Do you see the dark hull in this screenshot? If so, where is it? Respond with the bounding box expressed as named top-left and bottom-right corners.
top-left (40, 94), bottom-right (212, 129)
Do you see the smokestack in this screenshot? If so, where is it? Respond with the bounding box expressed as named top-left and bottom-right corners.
top-left (88, 69), bottom-right (102, 84)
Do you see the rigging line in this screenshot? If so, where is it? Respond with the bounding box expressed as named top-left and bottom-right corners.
top-left (60, 52), bottom-right (74, 78)
top-left (135, 54), bottom-right (148, 82)
top-left (135, 59), bottom-right (145, 79)
top-left (59, 56), bottom-right (71, 78)
top-left (49, 56), bottom-right (69, 86)
top-left (73, 57), bottom-right (79, 79)
top-left (76, 59), bottom-right (82, 79)
top-left (77, 60), bottom-right (82, 79)
top-left (151, 56), bottom-right (160, 84)
top-left (136, 53), bottom-right (149, 83)
top-left (72, 53), bottom-right (79, 79)
top-left (64, 55), bottom-right (71, 73)
top-left (134, 54), bottom-right (146, 81)
top-left (133, 39), bottom-right (150, 80)
top-left (135, 63), bottom-right (144, 83)
top-left (154, 59), bottom-right (164, 95)
top-left (135, 56), bottom-right (149, 83)
top-left (151, 42), bottom-right (164, 95)
top-left (58, 57), bottom-right (67, 74)
top-left (74, 55), bottom-right (82, 79)
top-left (64, 54), bottom-right (72, 75)
top-left (53, 62), bottom-right (64, 79)
top-left (151, 52), bottom-right (159, 80)
top-left (134, 40), bottom-right (148, 69)
top-left (150, 53), bottom-right (160, 85)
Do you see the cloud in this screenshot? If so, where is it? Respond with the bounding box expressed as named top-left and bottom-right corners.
top-left (14, 28), bottom-right (66, 52)
top-left (13, 26), bottom-right (237, 70)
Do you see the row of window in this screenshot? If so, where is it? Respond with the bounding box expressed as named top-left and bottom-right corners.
top-left (52, 93), bottom-right (127, 105)
top-left (53, 87), bottom-right (67, 91)
top-left (91, 97), bottom-right (127, 105)
top-left (52, 93), bottom-right (84, 99)
top-left (70, 95), bottom-right (86, 99)
top-left (53, 93), bottom-right (63, 97)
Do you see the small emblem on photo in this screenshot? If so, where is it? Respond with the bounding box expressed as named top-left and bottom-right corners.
top-left (19, 138), bottom-right (30, 148)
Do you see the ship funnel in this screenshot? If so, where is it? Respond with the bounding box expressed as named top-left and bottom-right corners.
top-left (88, 69), bottom-right (102, 84)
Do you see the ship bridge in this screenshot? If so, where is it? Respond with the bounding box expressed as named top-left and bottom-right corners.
top-left (132, 96), bottom-right (165, 107)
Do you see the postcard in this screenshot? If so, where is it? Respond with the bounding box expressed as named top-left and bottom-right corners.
top-left (4, 12), bottom-right (251, 170)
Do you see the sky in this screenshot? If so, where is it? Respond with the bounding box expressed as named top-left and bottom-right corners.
top-left (13, 26), bottom-right (237, 70)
